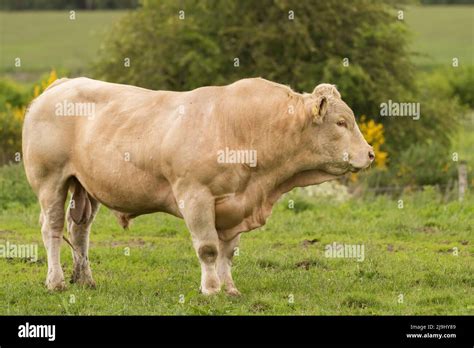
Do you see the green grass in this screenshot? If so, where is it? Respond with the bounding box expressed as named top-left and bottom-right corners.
top-left (405, 5), bottom-right (474, 67)
top-left (0, 10), bottom-right (126, 79)
top-left (0, 186), bottom-right (472, 315)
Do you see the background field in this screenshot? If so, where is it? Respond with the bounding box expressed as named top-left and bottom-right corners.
top-left (1, 5), bottom-right (473, 80)
top-left (405, 5), bottom-right (474, 67)
top-left (0, 10), bottom-right (125, 80)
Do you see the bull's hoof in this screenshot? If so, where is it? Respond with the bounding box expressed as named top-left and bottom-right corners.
top-left (71, 276), bottom-right (96, 289)
top-left (46, 281), bottom-right (67, 291)
top-left (199, 285), bottom-right (221, 296)
top-left (71, 268), bottom-right (96, 288)
top-left (225, 287), bottom-right (241, 297)
top-left (200, 274), bottom-right (221, 295)
top-left (201, 288), bottom-right (221, 296)
top-left (46, 274), bottom-right (66, 291)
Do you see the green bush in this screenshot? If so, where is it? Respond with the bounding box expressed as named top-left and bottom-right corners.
top-left (0, 106), bottom-right (24, 164)
top-left (393, 142), bottom-right (458, 186)
top-left (449, 65), bottom-right (474, 108)
top-left (381, 67), bottom-right (465, 159)
top-left (0, 163), bottom-right (37, 209)
top-left (0, 79), bottom-right (28, 164)
top-left (0, 78), bottom-right (28, 111)
top-left (360, 141), bottom-right (458, 190)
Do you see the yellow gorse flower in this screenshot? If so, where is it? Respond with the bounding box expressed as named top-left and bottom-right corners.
top-left (34, 69), bottom-right (57, 98)
top-left (13, 106), bottom-right (26, 123)
top-left (358, 115), bottom-right (388, 169)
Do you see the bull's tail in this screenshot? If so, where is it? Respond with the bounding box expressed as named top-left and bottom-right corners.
top-left (69, 178), bottom-right (92, 225)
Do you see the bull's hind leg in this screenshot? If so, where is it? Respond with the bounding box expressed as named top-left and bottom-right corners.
top-left (38, 182), bottom-right (68, 291)
top-left (217, 235), bottom-right (241, 296)
top-left (67, 195), bottom-right (99, 287)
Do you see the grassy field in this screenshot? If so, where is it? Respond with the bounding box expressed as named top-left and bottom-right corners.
top-left (0, 5), bottom-right (472, 82)
top-left (405, 5), bottom-right (474, 67)
top-left (0, 165), bottom-right (472, 315)
top-left (0, 10), bottom-right (126, 79)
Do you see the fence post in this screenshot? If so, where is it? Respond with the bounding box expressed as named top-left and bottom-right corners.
top-left (458, 161), bottom-right (468, 201)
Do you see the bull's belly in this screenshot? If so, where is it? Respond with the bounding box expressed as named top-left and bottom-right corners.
top-left (77, 168), bottom-right (269, 239)
top-left (74, 161), bottom-right (180, 216)
top-left (73, 142), bottom-right (269, 237)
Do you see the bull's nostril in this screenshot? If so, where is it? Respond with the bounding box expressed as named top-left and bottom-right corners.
top-left (368, 151), bottom-right (375, 161)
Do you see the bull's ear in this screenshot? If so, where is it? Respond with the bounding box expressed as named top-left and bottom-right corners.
top-left (313, 84), bottom-right (341, 98)
top-left (308, 95), bottom-right (328, 124)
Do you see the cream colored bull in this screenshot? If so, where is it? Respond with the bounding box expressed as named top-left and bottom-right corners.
top-left (22, 77), bottom-right (374, 295)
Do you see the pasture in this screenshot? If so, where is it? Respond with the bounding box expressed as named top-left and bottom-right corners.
top-left (0, 10), bottom-right (124, 79)
top-left (0, 165), bottom-right (472, 315)
top-left (405, 5), bottom-right (474, 67)
top-left (0, 5), bottom-right (473, 82)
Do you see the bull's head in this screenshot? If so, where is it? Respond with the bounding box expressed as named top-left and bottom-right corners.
top-left (303, 84), bottom-right (375, 175)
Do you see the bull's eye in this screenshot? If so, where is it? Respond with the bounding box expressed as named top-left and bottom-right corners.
top-left (336, 120), bottom-right (347, 128)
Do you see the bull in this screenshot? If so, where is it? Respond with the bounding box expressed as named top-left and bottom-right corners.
top-left (22, 77), bottom-right (374, 295)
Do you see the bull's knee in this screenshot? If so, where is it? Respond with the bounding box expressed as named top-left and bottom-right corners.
top-left (196, 243), bottom-right (220, 295)
top-left (198, 244), bottom-right (218, 264)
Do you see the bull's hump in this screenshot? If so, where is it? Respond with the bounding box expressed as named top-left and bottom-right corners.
top-left (229, 77), bottom-right (296, 94)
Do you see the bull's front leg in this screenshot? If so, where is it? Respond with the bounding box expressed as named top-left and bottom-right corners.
top-left (177, 187), bottom-right (221, 295)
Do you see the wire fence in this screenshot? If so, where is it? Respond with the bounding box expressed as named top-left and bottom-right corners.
top-left (348, 162), bottom-right (469, 201)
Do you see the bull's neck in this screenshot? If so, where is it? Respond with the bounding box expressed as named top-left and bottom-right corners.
top-left (255, 118), bottom-right (339, 203)
top-left (237, 91), bottom-right (331, 199)
top-left (253, 112), bottom-right (322, 199)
